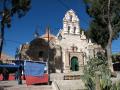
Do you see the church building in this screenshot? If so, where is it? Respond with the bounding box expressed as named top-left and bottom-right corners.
top-left (19, 9), bottom-right (103, 73)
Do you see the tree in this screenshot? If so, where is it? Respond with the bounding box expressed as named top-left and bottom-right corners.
top-left (0, 60), bottom-right (3, 64)
top-left (0, 0), bottom-right (31, 58)
top-left (84, 0), bottom-right (120, 72)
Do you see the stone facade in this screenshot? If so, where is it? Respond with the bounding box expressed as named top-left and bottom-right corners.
top-left (55, 9), bottom-right (103, 73)
top-left (19, 9), bottom-right (103, 73)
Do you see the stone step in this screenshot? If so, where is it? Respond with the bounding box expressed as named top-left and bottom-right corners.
top-left (50, 71), bottom-right (83, 81)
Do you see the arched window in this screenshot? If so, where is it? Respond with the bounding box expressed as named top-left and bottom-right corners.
top-left (39, 51), bottom-right (43, 57)
top-left (68, 26), bottom-right (70, 34)
top-left (74, 27), bottom-right (76, 34)
top-left (70, 15), bottom-right (72, 21)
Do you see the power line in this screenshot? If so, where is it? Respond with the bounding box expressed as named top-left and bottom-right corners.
top-left (4, 39), bottom-right (23, 44)
top-left (56, 0), bottom-right (70, 10)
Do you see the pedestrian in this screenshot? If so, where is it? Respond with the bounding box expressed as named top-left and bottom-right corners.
top-left (2, 68), bottom-right (9, 81)
top-left (15, 70), bottom-right (19, 80)
top-left (22, 70), bottom-right (25, 80)
top-left (18, 66), bottom-right (22, 85)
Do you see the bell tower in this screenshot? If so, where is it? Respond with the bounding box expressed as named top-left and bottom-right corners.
top-left (63, 9), bottom-right (80, 35)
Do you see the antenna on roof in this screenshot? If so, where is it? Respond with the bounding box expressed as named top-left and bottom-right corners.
top-left (46, 25), bottom-right (51, 34)
top-left (34, 25), bottom-right (40, 38)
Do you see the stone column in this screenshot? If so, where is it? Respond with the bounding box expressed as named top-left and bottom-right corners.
top-left (62, 50), bottom-right (66, 73)
top-left (76, 21), bottom-right (80, 34)
top-left (79, 52), bottom-right (84, 72)
top-left (63, 21), bottom-right (68, 34)
top-left (64, 51), bottom-right (70, 73)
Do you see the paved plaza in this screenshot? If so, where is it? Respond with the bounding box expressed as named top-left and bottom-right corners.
top-left (0, 72), bottom-right (120, 90)
top-left (0, 71), bottom-right (85, 90)
top-left (0, 80), bottom-right (52, 90)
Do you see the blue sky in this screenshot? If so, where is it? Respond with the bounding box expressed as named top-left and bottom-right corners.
top-left (2, 0), bottom-right (120, 57)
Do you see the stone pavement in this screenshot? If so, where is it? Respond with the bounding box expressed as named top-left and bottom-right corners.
top-left (52, 80), bottom-right (87, 90)
top-left (0, 71), bottom-right (86, 90)
top-left (0, 80), bottom-right (52, 90)
top-left (51, 71), bottom-right (86, 90)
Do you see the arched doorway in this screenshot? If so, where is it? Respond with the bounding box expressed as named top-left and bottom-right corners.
top-left (71, 57), bottom-right (79, 71)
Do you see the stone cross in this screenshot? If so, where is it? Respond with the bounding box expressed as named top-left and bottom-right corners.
top-left (71, 44), bottom-right (77, 52)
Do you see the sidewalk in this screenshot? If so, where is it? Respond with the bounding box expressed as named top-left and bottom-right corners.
top-left (0, 80), bottom-right (52, 90)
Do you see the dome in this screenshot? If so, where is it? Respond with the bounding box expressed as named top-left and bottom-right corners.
top-left (41, 29), bottom-right (56, 42)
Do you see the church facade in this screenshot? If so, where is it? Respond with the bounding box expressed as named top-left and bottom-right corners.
top-left (19, 9), bottom-right (103, 73)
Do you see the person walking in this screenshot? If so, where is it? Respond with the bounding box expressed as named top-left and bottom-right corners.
top-left (2, 68), bottom-right (9, 81)
top-left (15, 70), bottom-right (19, 80)
top-left (18, 66), bottom-right (22, 85)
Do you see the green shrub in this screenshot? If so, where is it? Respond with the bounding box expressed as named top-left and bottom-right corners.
top-left (82, 53), bottom-right (112, 90)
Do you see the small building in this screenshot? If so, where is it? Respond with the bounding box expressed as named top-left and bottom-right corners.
top-left (0, 53), bottom-right (15, 64)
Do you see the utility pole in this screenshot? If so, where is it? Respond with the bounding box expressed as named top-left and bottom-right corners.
top-left (0, 19), bottom-right (4, 59)
top-left (47, 26), bottom-right (50, 84)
